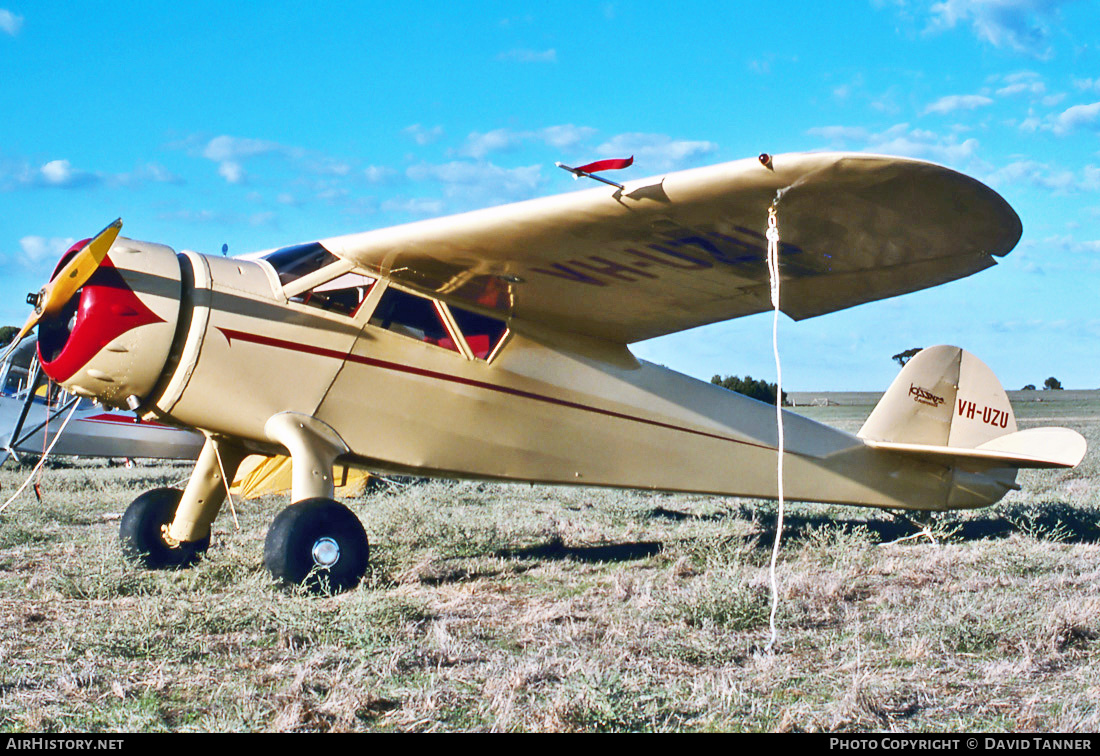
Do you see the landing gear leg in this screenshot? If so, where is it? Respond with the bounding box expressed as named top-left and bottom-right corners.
top-left (261, 413), bottom-right (369, 593)
top-left (120, 434), bottom-right (247, 568)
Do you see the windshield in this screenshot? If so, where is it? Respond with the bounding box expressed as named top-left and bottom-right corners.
top-left (262, 242), bottom-right (341, 286)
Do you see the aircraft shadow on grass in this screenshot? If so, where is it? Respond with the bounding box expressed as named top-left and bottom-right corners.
top-left (746, 502), bottom-right (1100, 545)
top-left (487, 500), bottom-right (1100, 571)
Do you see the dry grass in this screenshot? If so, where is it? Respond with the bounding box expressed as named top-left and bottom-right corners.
top-left (0, 396), bottom-right (1097, 732)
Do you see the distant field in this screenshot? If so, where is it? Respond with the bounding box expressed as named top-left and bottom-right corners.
top-left (788, 388), bottom-right (1100, 408)
top-left (0, 394), bottom-right (1097, 732)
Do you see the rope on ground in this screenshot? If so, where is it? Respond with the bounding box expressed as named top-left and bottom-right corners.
top-left (0, 397), bottom-right (81, 515)
top-left (765, 200), bottom-right (786, 653)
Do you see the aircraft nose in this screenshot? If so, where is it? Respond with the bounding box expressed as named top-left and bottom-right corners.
top-left (35, 227), bottom-right (184, 409)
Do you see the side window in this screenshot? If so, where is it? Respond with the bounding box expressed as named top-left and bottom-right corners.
top-left (368, 289), bottom-right (460, 352)
top-left (449, 306), bottom-right (509, 360)
top-left (292, 272), bottom-right (375, 317)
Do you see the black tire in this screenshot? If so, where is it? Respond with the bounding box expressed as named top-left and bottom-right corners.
top-left (263, 498), bottom-right (369, 593)
top-left (119, 488), bottom-right (210, 569)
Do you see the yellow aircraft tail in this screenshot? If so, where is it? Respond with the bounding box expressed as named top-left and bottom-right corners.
top-left (857, 345), bottom-right (1085, 469)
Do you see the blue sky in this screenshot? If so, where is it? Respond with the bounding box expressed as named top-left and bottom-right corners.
top-left (1, 1), bottom-right (1097, 390)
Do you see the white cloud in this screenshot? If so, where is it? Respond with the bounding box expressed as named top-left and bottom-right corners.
top-left (987, 71), bottom-right (1062, 108)
top-left (806, 123), bottom-right (981, 167)
top-left (380, 197), bottom-right (447, 216)
top-left (110, 163), bottom-right (183, 187)
top-left (923, 94), bottom-right (994, 115)
top-left (871, 127), bottom-right (980, 164)
top-left (364, 165), bottom-right (398, 183)
top-left (157, 208), bottom-right (236, 225)
top-left (594, 133), bottom-right (718, 172)
top-left (1048, 101), bottom-right (1100, 135)
top-left (807, 126), bottom-right (872, 142)
top-left (19, 236), bottom-right (75, 266)
top-left (535, 124), bottom-right (598, 150)
top-left (497, 48), bottom-right (557, 63)
top-left (408, 160), bottom-right (542, 192)
top-left (40, 160), bottom-right (73, 185)
top-left (1037, 234), bottom-right (1100, 255)
top-left (249, 211), bottom-right (277, 227)
top-left (460, 129), bottom-right (522, 160)
top-left (986, 159), bottom-right (1100, 193)
top-left (0, 9), bottom-right (23, 36)
top-left (403, 124), bottom-right (444, 146)
top-left (196, 134), bottom-right (352, 184)
top-left (218, 160), bottom-right (245, 184)
top-left (457, 125), bottom-right (599, 159)
top-left (405, 160), bottom-right (546, 208)
top-left (35, 159), bottom-right (97, 188)
top-left (201, 136), bottom-right (284, 184)
top-left (2, 155), bottom-right (178, 190)
top-left (928, 0), bottom-right (1073, 57)
top-left (202, 135), bottom-right (283, 163)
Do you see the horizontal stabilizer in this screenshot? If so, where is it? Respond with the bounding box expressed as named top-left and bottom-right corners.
top-left (864, 427), bottom-right (1087, 469)
top-left (859, 346), bottom-right (1087, 470)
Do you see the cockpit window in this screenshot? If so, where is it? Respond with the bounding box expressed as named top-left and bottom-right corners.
top-left (263, 242), bottom-right (340, 286)
top-left (291, 272), bottom-right (376, 317)
top-left (449, 306), bottom-right (509, 359)
top-left (368, 288), bottom-right (460, 352)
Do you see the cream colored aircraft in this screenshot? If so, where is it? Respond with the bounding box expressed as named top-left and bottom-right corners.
top-left (9, 151), bottom-right (1086, 592)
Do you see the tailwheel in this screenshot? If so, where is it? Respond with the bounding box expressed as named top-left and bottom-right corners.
top-left (263, 498), bottom-right (369, 594)
top-left (119, 488), bottom-right (210, 569)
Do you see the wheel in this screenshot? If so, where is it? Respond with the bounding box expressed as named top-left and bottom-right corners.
top-left (263, 498), bottom-right (369, 593)
top-left (119, 488), bottom-right (209, 569)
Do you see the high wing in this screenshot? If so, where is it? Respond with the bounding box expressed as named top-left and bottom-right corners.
top-left (321, 152), bottom-right (1021, 344)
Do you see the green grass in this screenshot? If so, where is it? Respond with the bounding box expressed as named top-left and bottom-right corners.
top-left (0, 394), bottom-right (1097, 731)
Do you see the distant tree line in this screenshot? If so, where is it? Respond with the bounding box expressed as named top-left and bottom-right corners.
top-left (710, 374), bottom-right (789, 405)
top-left (892, 347), bottom-right (1065, 391)
top-left (892, 347), bottom-right (923, 368)
top-left (1021, 377), bottom-right (1063, 391)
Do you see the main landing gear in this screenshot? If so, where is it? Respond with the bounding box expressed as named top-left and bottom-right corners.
top-left (263, 498), bottom-right (369, 593)
top-left (118, 414), bottom-right (370, 594)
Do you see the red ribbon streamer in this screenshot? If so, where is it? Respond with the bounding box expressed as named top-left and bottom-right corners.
top-left (575, 156), bottom-right (633, 174)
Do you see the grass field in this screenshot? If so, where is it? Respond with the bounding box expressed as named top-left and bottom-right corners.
top-left (0, 392), bottom-right (1097, 732)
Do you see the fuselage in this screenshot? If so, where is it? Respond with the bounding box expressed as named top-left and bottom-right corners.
top-left (38, 239), bottom-right (1018, 511)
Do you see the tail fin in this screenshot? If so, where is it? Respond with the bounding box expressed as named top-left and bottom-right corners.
top-left (858, 346), bottom-right (1085, 469)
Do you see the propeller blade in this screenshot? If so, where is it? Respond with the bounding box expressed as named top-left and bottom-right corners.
top-left (0, 219), bottom-right (123, 366)
top-left (38, 218), bottom-right (122, 318)
top-left (0, 312), bottom-right (39, 366)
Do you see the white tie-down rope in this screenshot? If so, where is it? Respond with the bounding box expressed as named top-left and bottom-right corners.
top-left (211, 441), bottom-right (241, 531)
top-left (765, 201), bottom-right (786, 653)
top-left (0, 397), bottom-right (81, 515)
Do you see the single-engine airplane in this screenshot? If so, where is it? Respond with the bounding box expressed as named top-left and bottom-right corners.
top-left (8, 151), bottom-right (1086, 592)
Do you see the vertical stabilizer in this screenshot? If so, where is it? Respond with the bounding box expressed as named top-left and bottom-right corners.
top-left (859, 345), bottom-right (1016, 449)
